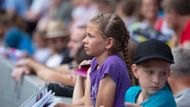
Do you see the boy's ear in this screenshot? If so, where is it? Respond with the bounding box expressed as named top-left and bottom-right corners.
top-left (105, 37), bottom-right (114, 50)
top-left (131, 64), bottom-right (139, 79)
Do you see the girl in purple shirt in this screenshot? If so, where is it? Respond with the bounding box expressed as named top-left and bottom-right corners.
top-left (56, 13), bottom-right (131, 107)
top-left (82, 13), bottom-right (131, 107)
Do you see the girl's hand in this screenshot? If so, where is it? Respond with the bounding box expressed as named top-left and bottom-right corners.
top-left (125, 102), bottom-right (143, 107)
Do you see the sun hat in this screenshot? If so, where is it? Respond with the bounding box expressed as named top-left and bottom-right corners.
top-left (46, 20), bottom-right (69, 38)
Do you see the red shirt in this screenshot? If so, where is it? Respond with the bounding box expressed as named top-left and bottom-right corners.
top-left (180, 19), bottom-right (190, 44)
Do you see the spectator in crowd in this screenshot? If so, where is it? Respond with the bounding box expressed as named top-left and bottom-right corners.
top-left (25, 0), bottom-right (50, 22)
top-left (32, 29), bottom-right (51, 64)
top-left (24, 0), bottom-right (51, 34)
top-left (48, 0), bottom-right (73, 26)
top-left (70, 0), bottom-right (99, 32)
top-left (95, 0), bottom-right (116, 14)
top-left (168, 47), bottom-right (190, 107)
top-left (0, 14), bottom-right (34, 55)
top-left (30, 16), bottom-right (52, 64)
top-left (57, 13), bottom-right (131, 107)
top-left (44, 20), bottom-right (72, 67)
top-left (115, 0), bottom-right (137, 27)
top-left (125, 39), bottom-right (176, 107)
top-left (129, 0), bottom-right (173, 45)
top-left (70, 38), bottom-right (138, 106)
top-left (162, 0), bottom-right (190, 48)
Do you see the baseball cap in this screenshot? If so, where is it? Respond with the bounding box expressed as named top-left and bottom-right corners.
top-left (134, 39), bottom-right (174, 64)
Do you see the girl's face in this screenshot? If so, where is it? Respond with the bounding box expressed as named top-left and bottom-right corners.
top-left (83, 23), bottom-right (107, 57)
top-left (132, 59), bottom-right (170, 96)
top-left (141, 0), bottom-right (158, 21)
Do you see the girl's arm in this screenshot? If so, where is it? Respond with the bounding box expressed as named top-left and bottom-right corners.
top-left (84, 68), bottom-right (93, 106)
top-left (55, 68), bottom-right (93, 107)
top-left (96, 75), bottom-right (116, 107)
top-left (72, 76), bottom-right (86, 105)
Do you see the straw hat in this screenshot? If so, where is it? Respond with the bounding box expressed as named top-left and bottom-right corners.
top-left (46, 20), bottom-right (70, 38)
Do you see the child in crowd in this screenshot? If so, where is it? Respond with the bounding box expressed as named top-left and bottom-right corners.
top-left (57, 13), bottom-right (131, 107)
top-left (125, 39), bottom-right (176, 107)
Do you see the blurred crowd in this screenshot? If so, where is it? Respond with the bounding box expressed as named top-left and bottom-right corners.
top-left (0, 0), bottom-right (190, 107)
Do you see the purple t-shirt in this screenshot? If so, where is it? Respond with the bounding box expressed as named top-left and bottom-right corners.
top-left (90, 55), bottom-right (131, 107)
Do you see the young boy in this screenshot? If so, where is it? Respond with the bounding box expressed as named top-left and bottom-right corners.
top-left (125, 39), bottom-right (176, 107)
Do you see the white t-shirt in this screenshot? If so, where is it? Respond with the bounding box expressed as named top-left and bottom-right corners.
top-left (33, 48), bottom-right (51, 64)
top-left (45, 54), bottom-right (63, 67)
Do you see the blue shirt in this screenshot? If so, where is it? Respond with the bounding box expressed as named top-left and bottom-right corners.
top-left (90, 55), bottom-right (131, 107)
top-left (125, 86), bottom-right (176, 107)
top-left (5, 0), bottom-right (27, 17)
top-left (4, 27), bottom-right (34, 55)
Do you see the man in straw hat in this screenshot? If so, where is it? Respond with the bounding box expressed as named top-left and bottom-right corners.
top-left (45, 20), bottom-right (72, 67)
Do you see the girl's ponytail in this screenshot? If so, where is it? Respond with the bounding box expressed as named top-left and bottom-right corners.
top-left (123, 31), bottom-right (138, 86)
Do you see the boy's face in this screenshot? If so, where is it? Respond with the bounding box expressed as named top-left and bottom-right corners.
top-left (132, 59), bottom-right (171, 95)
